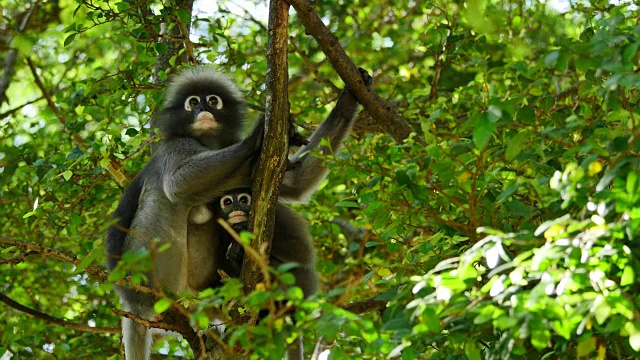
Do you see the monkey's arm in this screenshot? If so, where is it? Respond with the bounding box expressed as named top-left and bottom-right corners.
top-left (280, 68), bottom-right (372, 203)
top-left (163, 142), bottom-right (254, 204)
top-left (163, 123), bottom-right (263, 204)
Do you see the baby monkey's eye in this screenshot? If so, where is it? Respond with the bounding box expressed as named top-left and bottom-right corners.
top-left (220, 195), bottom-right (234, 209)
top-left (238, 194), bottom-right (251, 205)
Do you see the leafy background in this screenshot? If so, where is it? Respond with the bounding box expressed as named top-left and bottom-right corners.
top-left (0, 0), bottom-right (639, 359)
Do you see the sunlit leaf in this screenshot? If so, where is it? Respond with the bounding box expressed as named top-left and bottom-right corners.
top-left (154, 298), bottom-right (172, 314)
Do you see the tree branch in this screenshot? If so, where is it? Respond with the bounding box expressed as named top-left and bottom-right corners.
top-left (287, 0), bottom-right (426, 145)
top-left (341, 297), bottom-right (388, 315)
top-left (0, 236), bottom-right (109, 282)
top-left (0, 236), bottom-right (161, 299)
top-left (113, 307), bottom-right (209, 360)
top-left (242, 0), bottom-right (291, 294)
top-left (0, 2), bottom-right (38, 106)
top-left (25, 58), bottom-right (96, 153)
top-left (0, 250), bottom-right (37, 265)
top-left (0, 291), bottom-right (119, 334)
top-left (151, 0), bottom-right (194, 86)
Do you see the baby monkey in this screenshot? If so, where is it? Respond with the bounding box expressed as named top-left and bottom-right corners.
top-left (189, 189), bottom-right (317, 296)
top-left (190, 188), bottom-right (251, 277)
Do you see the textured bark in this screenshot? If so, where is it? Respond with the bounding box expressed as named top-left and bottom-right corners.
top-left (242, 0), bottom-right (291, 294)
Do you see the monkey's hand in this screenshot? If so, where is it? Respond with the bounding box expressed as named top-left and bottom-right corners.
top-left (287, 114), bottom-right (310, 148)
top-left (289, 131), bottom-right (309, 148)
top-left (339, 67), bottom-right (373, 107)
top-left (358, 67), bottom-right (373, 88)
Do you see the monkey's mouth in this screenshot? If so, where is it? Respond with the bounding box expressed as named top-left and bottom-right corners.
top-left (192, 111), bottom-right (220, 133)
top-left (228, 211), bottom-right (248, 225)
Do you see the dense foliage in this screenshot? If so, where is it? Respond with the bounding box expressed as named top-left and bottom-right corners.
top-left (0, 0), bottom-right (639, 359)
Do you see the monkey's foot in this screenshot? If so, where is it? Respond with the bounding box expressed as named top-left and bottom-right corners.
top-left (357, 67), bottom-right (373, 87)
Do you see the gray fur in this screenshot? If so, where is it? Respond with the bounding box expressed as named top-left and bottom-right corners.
top-left (106, 66), bottom-right (371, 360)
top-left (107, 67), bottom-right (259, 360)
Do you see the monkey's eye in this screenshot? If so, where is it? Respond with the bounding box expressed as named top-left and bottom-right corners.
top-left (220, 195), bottom-right (234, 209)
top-left (184, 96), bottom-right (200, 111)
top-left (238, 194), bottom-right (251, 205)
top-left (206, 95), bottom-right (223, 110)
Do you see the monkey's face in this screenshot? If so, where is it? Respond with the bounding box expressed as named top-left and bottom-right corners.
top-left (183, 93), bottom-right (225, 136)
top-left (218, 190), bottom-right (251, 231)
top-left (158, 69), bottom-right (246, 142)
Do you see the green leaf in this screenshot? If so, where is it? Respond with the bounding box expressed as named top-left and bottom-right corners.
top-left (115, 2), bottom-right (130, 12)
top-left (194, 311), bottom-right (209, 330)
top-left (623, 43), bottom-right (639, 64)
top-left (496, 182), bottom-right (519, 203)
top-left (516, 106), bottom-right (536, 123)
top-left (487, 105), bottom-right (503, 122)
top-left (464, 341), bottom-right (482, 360)
top-left (593, 295), bottom-right (611, 324)
top-left (154, 298), bottom-right (172, 314)
top-left (463, 0), bottom-right (494, 35)
top-left (473, 114), bottom-right (496, 149)
top-left (395, 170), bottom-right (411, 186)
top-left (10, 34), bottom-right (36, 54)
top-left (62, 170), bottom-right (73, 181)
top-left (505, 130), bottom-right (530, 161)
top-left (627, 172), bottom-right (638, 197)
top-left (64, 33), bottom-right (76, 47)
top-left (155, 42), bottom-right (168, 55)
top-left (75, 246), bottom-right (101, 273)
top-left (552, 320), bottom-right (571, 340)
top-left (334, 201), bottom-right (359, 208)
top-left (125, 128), bottom-right (139, 137)
top-left (531, 328), bottom-right (551, 349)
top-left (432, 158), bottom-right (454, 181)
top-left (577, 337), bottom-right (596, 356)
top-left (176, 8), bottom-right (192, 24)
top-left (411, 186), bottom-right (429, 202)
top-left (621, 266), bottom-right (635, 286)
top-left (158, 243), bottom-right (172, 253)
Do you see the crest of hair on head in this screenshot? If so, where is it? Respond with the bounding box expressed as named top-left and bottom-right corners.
top-left (164, 67), bottom-right (245, 109)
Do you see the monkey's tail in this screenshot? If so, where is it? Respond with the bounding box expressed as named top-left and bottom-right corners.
top-left (122, 317), bottom-right (152, 360)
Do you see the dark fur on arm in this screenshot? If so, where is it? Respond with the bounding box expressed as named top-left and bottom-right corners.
top-left (105, 170), bottom-right (147, 270)
top-left (280, 68), bottom-right (372, 203)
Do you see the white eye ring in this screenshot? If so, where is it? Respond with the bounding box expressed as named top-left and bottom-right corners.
top-left (184, 96), bottom-right (200, 111)
top-left (220, 195), bottom-right (234, 209)
top-left (206, 95), bottom-right (223, 110)
top-left (238, 194), bottom-right (251, 205)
